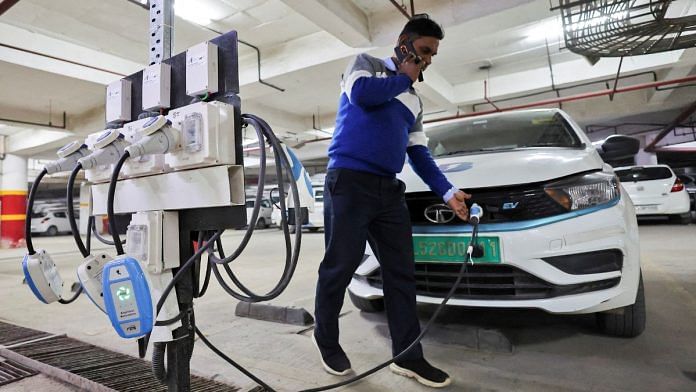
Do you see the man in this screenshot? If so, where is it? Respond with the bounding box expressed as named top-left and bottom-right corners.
top-left (313, 15), bottom-right (470, 388)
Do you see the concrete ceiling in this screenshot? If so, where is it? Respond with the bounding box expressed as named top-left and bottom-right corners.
top-left (0, 0), bottom-right (694, 159)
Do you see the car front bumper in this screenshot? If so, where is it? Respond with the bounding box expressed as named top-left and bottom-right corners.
top-left (349, 195), bottom-right (641, 315)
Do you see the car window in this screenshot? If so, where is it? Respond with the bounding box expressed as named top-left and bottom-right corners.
top-left (615, 167), bottom-right (673, 182)
top-left (245, 201), bottom-right (254, 208)
top-left (53, 211), bottom-right (67, 218)
top-left (426, 112), bottom-right (582, 157)
top-left (32, 212), bottom-right (46, 218)
top-left (261, 200), bottom-right (271, 208)
top-left (315, 190), bottom-right (324, 202)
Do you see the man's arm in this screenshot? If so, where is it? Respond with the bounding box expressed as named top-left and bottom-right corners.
top-left (407, 113), bottom-right (471, 220)
top-left (342, 54), bottom-right (413, 108)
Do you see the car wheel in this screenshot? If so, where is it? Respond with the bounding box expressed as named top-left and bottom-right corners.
top-left (596, 272), bottom-right (646, 338)
top-left (670, 213), bottom-right (691, 225)
top-left (46, 226), bottom-right (58, 236)
top-left (255, 218), bottom-right (266, 229)
top-left (349, 291), bottom-right (384, 313)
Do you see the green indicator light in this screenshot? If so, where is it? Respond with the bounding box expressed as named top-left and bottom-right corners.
top-left (116, 286), bottom-right (131, 301)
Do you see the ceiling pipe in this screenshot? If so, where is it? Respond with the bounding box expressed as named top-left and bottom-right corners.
top-left (0, 0), bottom-right (20, 16)
top-left (0, 111), bottom-right (67, 130)
top-left (0, 42), bottom-right (126, 77)
top-left (424, 74), bottom-right (696, 124)
top-left (644, 99), bottom-right (696, 152)
top-left (388, 0), bottom-right (412, 19)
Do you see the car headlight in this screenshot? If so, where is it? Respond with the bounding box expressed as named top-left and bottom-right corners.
top-left (545, 172), bottom-right (620, 211)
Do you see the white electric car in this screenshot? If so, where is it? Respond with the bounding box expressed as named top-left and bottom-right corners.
top-left (615, 165), bottom-right (691, 224)
top-left (348, 109), bottom-right (646, 337)
top-left (245, 198), bottom-right (274, 229)
top-left (31, 209), bottom-right (73, 236)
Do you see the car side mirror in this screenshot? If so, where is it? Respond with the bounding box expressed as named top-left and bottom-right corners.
top-left (596, 135), bottom-right (640, 165)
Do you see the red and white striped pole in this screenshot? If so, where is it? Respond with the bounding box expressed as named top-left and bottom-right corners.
top-left (0, 155), bottom-right (28, 248)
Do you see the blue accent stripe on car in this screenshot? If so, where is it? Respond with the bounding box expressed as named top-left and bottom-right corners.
top-left (413, 198), bottom-right (620, 234)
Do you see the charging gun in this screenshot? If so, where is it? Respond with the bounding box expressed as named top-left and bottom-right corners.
top-left (394, 35), bottom-right (424, 82)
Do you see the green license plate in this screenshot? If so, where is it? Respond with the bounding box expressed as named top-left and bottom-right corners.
top-left (413, 235), bottom-right (501, 263)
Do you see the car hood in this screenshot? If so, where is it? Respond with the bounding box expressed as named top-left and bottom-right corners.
top-left (399, 147), bottom-right (604, 191)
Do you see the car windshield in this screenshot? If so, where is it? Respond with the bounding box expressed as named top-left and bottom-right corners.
top-left (245, 201), bottom-right (254, 208)
top-left (426, 111), bottom-right (582, 157)
top-left (615, 167), bottom-right (672, 182)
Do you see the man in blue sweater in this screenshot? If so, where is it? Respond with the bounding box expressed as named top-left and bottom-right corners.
top-left (313, 15), bottom-right (470, 388)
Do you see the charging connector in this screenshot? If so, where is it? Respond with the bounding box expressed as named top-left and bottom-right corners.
top-left (44, 141), bottom-right (91, 174)
top-left (79, 130), bottom-right (129, 170)
top-left (77, 253), bottom-right (114, 313)
top-left (124, 116), bottom-right (179, 159)
top-left (22, 250), bottom-right (63, 304)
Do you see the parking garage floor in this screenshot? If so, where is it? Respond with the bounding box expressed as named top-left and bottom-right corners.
top-left (1, 220), bottom-right (695, 392)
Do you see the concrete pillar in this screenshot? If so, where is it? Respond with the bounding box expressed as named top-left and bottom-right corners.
top-left (0, 154), bottom-right (28, 248)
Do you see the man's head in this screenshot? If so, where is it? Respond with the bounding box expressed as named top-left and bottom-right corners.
top-left (398, 14), bottom-right (444, 71)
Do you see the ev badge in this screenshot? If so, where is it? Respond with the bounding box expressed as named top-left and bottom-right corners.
top-left (424, 204), bottom-right (456, 224)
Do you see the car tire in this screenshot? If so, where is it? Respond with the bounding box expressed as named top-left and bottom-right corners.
top-left (46, 226), bottom-right (58, 236)
top-left (308, 227), bottom-right (320, 233)
top-left (670, 213), bottom-right (691, 225)
top-left (256, 218), bottom-right (267, 229)
top-left (596, 273), bottom-right (646, 338)
top-left (349, 290), bottom-right (385, 313)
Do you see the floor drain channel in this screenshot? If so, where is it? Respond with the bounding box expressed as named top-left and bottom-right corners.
top-left (0, 359), bottom-right (37, 386)
top-left (0, 321), bottom-right (240, 391)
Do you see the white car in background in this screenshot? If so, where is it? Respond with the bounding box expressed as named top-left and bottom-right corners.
top-left (245, 198), bottom-right (273, 229)
top-left (348, 109), bottom-right (646, 337)
top-left (31, 209), bottom-right (73, 236)
top-left (615, 165), bottom-right (691, 224)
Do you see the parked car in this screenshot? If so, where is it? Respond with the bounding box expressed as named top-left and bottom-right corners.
top-left (30, 209), bottom-right (74, 236)
top-left (348, 109), bottom-right (645, 337)
top-left (245, 198), bottom-right (273, 229)
top-left (676, 174), bottom-right (696, 212)
top-left (615, 165), bottom-right (691, 224)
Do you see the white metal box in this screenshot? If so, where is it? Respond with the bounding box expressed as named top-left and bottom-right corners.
top-left (165, 101), bottom-right (235, 170)
top-left (185, 42), bottom-right (218, 96)
top-left (142, 63), bottom-right (171, 111)
top-left (106, 79), bottom-right (132, 123)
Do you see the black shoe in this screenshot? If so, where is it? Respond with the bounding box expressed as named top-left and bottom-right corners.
top-left (390, 358), bottom-right (451, 388)
top-left (312, 334), bottom-right (352, 376)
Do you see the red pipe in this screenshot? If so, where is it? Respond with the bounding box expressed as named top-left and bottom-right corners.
top-left (424, 74), bottom-right (696, 124)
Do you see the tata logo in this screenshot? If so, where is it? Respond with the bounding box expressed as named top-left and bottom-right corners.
top-left (438, 162), bottom-right (473, 173)
top-left (502, 202), bottom-right (519, 210)
top-left (424, 204), bottom-right (455, 224)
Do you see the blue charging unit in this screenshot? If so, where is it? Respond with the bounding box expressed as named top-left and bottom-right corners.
top-left (102, 257), bottom-right (153, 339)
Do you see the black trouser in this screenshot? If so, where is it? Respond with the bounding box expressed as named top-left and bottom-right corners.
top-left (314, 168), bottom-right (423, 361)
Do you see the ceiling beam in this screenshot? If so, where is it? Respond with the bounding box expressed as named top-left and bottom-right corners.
top-left (279, 0), bottom-right (370, 48)
top-left (0, 0), bottom-right (21, 16)
top-left (0, 22), bottom-right (142, 84)
top-left (6, 127), bottom-right (75, 156)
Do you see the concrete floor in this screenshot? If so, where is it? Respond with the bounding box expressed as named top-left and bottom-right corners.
top-left (1, 221), bottom-right (695, 391)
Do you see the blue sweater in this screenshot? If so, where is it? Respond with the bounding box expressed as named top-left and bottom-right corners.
top-left (328, 54), bottom-right (454, 199)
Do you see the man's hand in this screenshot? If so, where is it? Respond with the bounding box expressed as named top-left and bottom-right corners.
top-left (447, 190), bottom-right (472, 221)
top-left (398, 54), bottom-right (423, 82)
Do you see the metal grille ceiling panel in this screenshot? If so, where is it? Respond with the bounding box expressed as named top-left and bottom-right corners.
top-left (557, 0), bottom-right (696, 58)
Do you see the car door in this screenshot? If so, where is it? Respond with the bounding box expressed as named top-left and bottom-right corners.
top-left (51, 211), bottom-right (71, 232)
top-left (617, 167), bottom-right (675, 211)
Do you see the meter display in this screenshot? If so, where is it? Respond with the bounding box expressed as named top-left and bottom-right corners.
top-left (183, 112), bottom-right (203, 153)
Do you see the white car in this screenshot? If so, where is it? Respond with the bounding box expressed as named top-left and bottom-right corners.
top-left (348, 109), bottom-right (645, 337)
top-left (615, 165), bottom-right (691, 224)
top-left (30, 209), bottom-right (74, 236)
top-left (245, 198), bottom-right (273, 229)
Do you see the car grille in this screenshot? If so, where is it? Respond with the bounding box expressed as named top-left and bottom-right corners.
top-left (406, 183), bottom-right (567, 225)
top-left (364, 263), bottom-right (620, 300)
